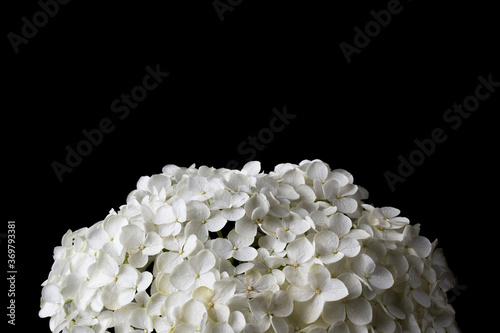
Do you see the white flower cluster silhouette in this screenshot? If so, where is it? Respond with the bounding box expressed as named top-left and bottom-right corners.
top-left (40, 160), bottom-right (460, 333)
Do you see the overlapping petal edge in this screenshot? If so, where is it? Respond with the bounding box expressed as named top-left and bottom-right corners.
top-left (40, 159), bottom-right (460, 333)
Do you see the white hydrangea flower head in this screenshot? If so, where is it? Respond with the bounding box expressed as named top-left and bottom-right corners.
top-left (40, 159), bottom-right (459, 333)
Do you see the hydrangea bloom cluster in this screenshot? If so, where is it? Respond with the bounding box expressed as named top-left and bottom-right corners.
top-left (40, 160), bottom-right (460, 333)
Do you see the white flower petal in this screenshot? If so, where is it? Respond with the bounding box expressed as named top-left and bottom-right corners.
top-left (60, 274), bottom-right (82, 299)
top-left (212, 238), bottom-right (233, 259)
top-left (183, 234), bottom-right (198, 255)
top-left (347, 229), bottom-right (371, 240)
top-left (173, 198), bottom-right (187, 222)
top-left (137, 271), bottom-right (153, 291)
top-left (286, 237), bottom-right (314, 264)
top-left (191, 249), bottom-right (216, 274)
top-left (327, 213), bottom-right (352, 236)
top-left (276, 228), bottom-right (295, 243)
top-left (338, 273), bottom-right (362, 299)
top-left (248, 294), bottom-right (269, 319)
top-left (287, 285), bottom-right (315, 302)
top-left (223, 207), bottom-right (246, 221)
top-left (295, 295), bottom-right (324, 324)
top-left (231, 192), bottom-right (250, 207)
top-left (198, 271), bottom-right (216, 289)
top-left (281, 168), bottom-right (305, 187)
top-left (379, 207), bottom-right (400, 218)
top-left (321, 278), bottom-right (348, 302)
top-left (271, 316), bottom-right (289, 333)
top-left (306, 160), bottom-right (329, 181)
top-left (330, 171), bottom-right (350, 187)
top-left (322, 179), bottom-right (339, 198)
top-left (185, 220), bottom-right (208, 243)
top-left (157, 252), bottom-right (182, 274)
top-left (270, 290), bottom-right (293, 317)
top-left (235, 218), bottom-right (258, 238)
top-left (241, 161), bottom-right (261, 175)
top-left (188, 174), bottom-right (207, 193)
top-left (387, 253), bottom-right (409, 279)
top-left (88, 253), bottom-right (119, 288)
top-left (87, 229), bottom-right (109, 250)
top-left (173, 323), bottom-right (201, 333)
top-left (170, 262), bottom-right (195, 290)
top-left (206, 213), bottom-right (228, 232)
top-left (314, 230), bottom-right (339, 254)
top-left (410, 236), bottom-right (432, 258)
top-left (142, 232), bottom-right (163, 255)
top-left (412, 289), bottom-right (431, 308)
top-left (213, 280), bottom-right (236, 304)
top-left (322, 252), bottom-right (344, 264)
top-left (128, 249), bottom-right (148, 268)
top-left (187, 200), bottom-right (210, 220)
top-left (327, 322), bottom-right (350, 333)
top-left (295, 184), bottom-right (316, 202)
top-left (193, 286), bottom-right (215, 305)
top-left (71, 326), bottom-right (95, 333)
top-left (351, 254), bottom-right (375, 277)
top-left (387, 303), bottom-right (406, 320)
top-left (283, 266), bottom-right (308, 286)
top-left (229, 229), bottom-right (254, 248)
top-left (245, 193), bottom-right (269, 220)
top-left (116, 264), bottom-right (139, 289)
top-left (120, 225), bottom-right (144, 249)
top-left (149, 174), bottom-right (171, 193)
top-left (130, 307), bottom-right (153, 331)
top-left (158, 222), bottom-right (177, 237)
top-left (234, 247), bottom-right (258, 262)
top-left (323, 300), bottom-right (346, 324)
top-left (346, 297), bottom-right (372, 325)
top-left (182, 299), bottom-right (207, 325)
top-left (309, 264), bottom-right (331, 287)
top-left (369, 266), bottom-right (394, 290)
top-left (213, 322), bottom-right (234, 333)
top-left (334, 197), bottom-right (358, 214)
top-left (147, 292), bottom-right (168, 316)
top-left (155, 204), bottom-right (176, 224)
top-left (39, 302), bottom-right (60, 318)
top-left (116, 288), bottom-right (135, 309)
top-left (228, 311), bottom-right (246, 332)
top-left (254, 274), bottom-right (278, 293)
top-left (42, 283), bottom-right (63, 304)
top-left (372, 307), bottom-right (396, 333)
top-left (214, 303), bottom-right (231, 322)
top-left (338, 237), bottom-right (361, 258)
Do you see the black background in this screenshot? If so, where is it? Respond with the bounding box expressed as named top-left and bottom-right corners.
top-left (4, 0), bottom-right (499, 332)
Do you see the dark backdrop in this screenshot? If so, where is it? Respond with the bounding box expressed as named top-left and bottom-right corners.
top-left (4, 1), bottom-right (499, 332)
